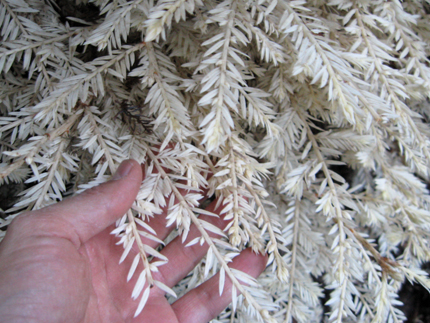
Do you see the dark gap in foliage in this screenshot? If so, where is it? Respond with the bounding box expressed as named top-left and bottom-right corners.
top-left (399, 262), bottom-right (430, 323)
top-left (328, 162), bottom-right (355, 186)
top-left (128, 30), bottom-right (144, 45)
top-left (75, 45), bottom-right (105, 64)
top-left (53, 0), bottom-right (101, 26)
top-left (0, 182), bottom-right (24, 218)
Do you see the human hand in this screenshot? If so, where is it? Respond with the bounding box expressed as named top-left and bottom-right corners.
top-left (0, 160), bottom-right (267, 323)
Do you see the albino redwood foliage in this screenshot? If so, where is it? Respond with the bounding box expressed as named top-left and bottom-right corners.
top-left (1, 0), bottom-right (430, 321)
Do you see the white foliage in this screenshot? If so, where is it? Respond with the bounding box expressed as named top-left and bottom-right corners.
top-left (2, 0), bottom-right (430, 322)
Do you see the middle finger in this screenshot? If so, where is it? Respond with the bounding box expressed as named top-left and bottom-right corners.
top-left (150, 198), bottom-right (228, 292)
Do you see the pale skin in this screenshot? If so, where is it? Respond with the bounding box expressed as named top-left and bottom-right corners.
top-left (0, 160), bottom-right (267, 323)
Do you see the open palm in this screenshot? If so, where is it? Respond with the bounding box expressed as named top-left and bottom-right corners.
top-left (0, 160), bottom-right (266, 323)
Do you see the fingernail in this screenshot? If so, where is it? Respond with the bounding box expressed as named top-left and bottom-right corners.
top-left (112, 160), bottom-right (134, 180)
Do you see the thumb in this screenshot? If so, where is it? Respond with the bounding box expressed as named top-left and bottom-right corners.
top-left (16, 159), bottom-right (143, 247)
